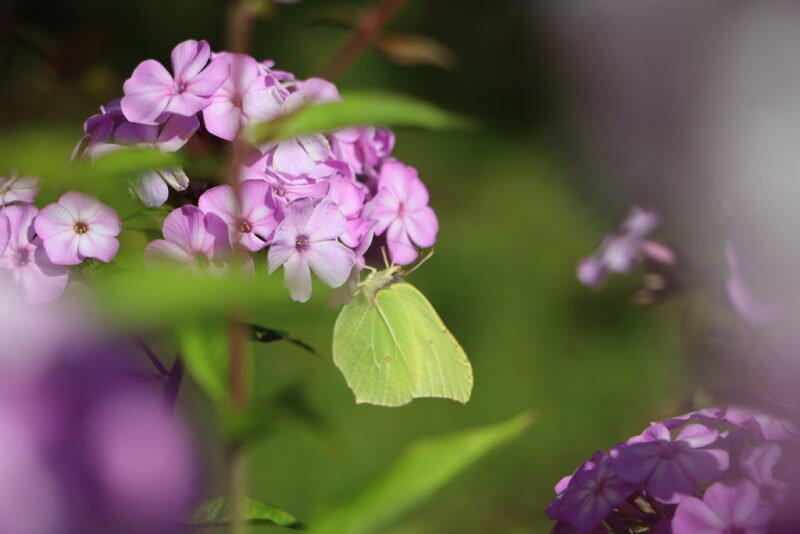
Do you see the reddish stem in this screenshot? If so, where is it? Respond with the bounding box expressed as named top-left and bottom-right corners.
top-left (317, 0), bottom-right (408, 81)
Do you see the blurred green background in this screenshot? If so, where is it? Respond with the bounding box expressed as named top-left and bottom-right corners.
top-left (1, 1), bottom-right (687, 532)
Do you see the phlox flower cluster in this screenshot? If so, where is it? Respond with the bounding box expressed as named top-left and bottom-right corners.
top-left (0, 175), bottom-right (121, 303)
top-left (76, 39), bottom-right (439, 302)
top-left (546, 405), bottom-right (799, 533)
top-left (577, 206), bottom-right (675, 289)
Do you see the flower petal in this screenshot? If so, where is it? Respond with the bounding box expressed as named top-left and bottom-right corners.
top-left (133, 172), bottom-right (170, 207)
top-left (170, 39), bottom-right (210, 81)
top-left (144, 239), bottom-right (193, 267)
top-left (121, 60), bottom-right (173, 124)
top-left (306, 199), bottom-right (347, 242)
top-left (78, 232), bottom-right (120, 263)
top-left (156, 114), bottom-right (200, 151)
top-left (672, 496), bottom-right (725, 534)
top-left (306, 240), bottom-right (355, 288)
top-left (267, 242), bottom-right (295, 274)
top-left (406, 206), bottom-right (438, 248)
top-left (39, 229), bottom-right (82, 265)
top-left (198, 185), bottom-right (237, 224)
top-left (386, 219), bottom-right (418, 265)
top-left (282, 252), bottom-right (312, 302)
top-left (185, 56), bottom-right (229, 98)
top-left (273, 138), bottom-right (317, 176)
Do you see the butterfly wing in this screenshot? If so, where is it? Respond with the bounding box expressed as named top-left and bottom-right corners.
top-left (333, 279), bottom-right (473, 407)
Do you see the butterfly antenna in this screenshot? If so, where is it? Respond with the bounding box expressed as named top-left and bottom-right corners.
top-left (402, 248), bottom-right (435, 276)
top-left (380, 246), bottom-right (392, 269)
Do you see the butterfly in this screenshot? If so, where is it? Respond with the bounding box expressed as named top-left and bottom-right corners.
top-left (332, 261), bottom-right (473, 407)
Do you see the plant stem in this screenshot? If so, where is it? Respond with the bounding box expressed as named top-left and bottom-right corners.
top-left (228, 316), bottom-right (249, 534)
top-left (316, 0), bottom-right (408, 81)
top-left (135, 336), bottom-right (170, 376)
top-left (225, 0), bottom-right (259, 529)
top-left (163, 353), bottom-right (184, 413)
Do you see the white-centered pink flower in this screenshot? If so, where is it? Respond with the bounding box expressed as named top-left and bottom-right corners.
top-left (366, 160), bottom-right (438, 265)
top-left (121, 39), bottom-right (229, 125)
top-left (0, 205), bottom-right (69, 303)
top-left (268, 198), bottom-right (355, 302)
top-left (198, 180), bottom-right (280, 252)
top-left (34, 192), bottom-right (122, 265)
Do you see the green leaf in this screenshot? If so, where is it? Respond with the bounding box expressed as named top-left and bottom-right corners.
top-left (176, 323), bottom-right (229, 406)
top-left (332, 266), bottom-right (473, 407)
top-left (250, 323), bottom-right (316, 355)
top-left (92, 267), bottom-right (291, 328)
top-left (245, 91), bottom-right (473, 145)
top-left (187, 496), bottom-right (305, 529)
top-left (311, 412), bottom-right (534, 534)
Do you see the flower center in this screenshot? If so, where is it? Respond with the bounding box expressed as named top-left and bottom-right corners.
top-left (174, 81), bottom-right (188, 94)
top-left (74, 221), bottom-right (89, 234)
top-left (295, 235), bottom-right (310, 251)
top-left (239, 220), bottom-right (252, 233)
top-left (194, 253), bottom-right (210, 268)
top-left (397, 202), bottom-right (406, 218)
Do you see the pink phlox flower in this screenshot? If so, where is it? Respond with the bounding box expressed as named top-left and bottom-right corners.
top-left (198, 180), bottom-right (280, 252)
top-left (259, 78), bottom-right (340, 176)
top-left (144, 205), bottom-right (232, 271)
top-left (121, 39), bottom-right (229, 125)
top-left (365, 160), bottom-right (438, 265)
top-left (202, 53), bottom-right (284, 141)
top-left (0, 173), bottom-right (39, 206)
top-left (331, 126), bottom-right (395, 178)
top-left (267, 198), bottom-right (355, 302)
top-left (0, 205), bottom-right (68, 303)
top-left (34, 192), bottom-right (122, 266)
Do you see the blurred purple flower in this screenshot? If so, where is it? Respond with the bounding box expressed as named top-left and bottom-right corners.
top-left (740, 444), bottom-right (787, 504)
top-left (122, 39), bottom-right (229, 124)
top-left (673, 481), bottom-right (771, 534)
top-left (577, 206), bottom-right (675, 287)
top-left (0, 205), bottom-right (68, 303)
top-left (612, 423), bottom-right (729, 503)
top-left (725, 242), bottom-right (778, 325)
top-left (366, 160), bottom-right (438, 265)
top-left (268, 198), bottom-right (354, 302)
top-left (35, 192), bottom-right (122, 265)
top-left (88, 386), bottom-right (194, 530)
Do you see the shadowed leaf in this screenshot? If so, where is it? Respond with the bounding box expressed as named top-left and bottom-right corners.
top-left (244, 91), bottom-right (473, 145)
top-left (310, 412), bottom-right (535, 534)
top-left (187, 496), bottom-right (305, 529)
